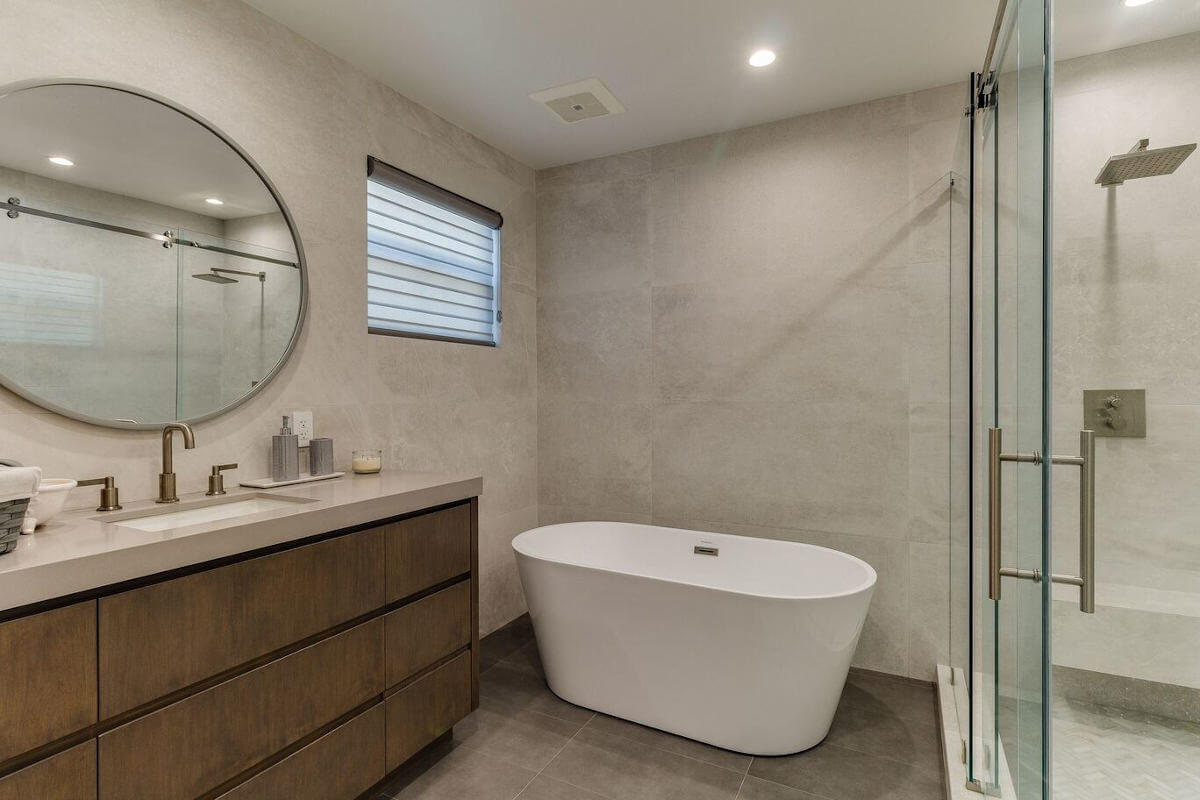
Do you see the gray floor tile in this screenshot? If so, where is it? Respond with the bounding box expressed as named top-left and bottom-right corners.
top-left (480, 616), bottom-right (537, 672)
top-left (825, 702), bottom-right (942, 770)
top-left (584, 712), bottom-right (752, 773)
top-left (542, 726), bottom-right (745, 800)
top-left (839, 672), bottom-right (938, 728)
top-left (735, 776), bottom-right (829, 800)
top-left (516, 775), bottom-right (614, 800)
top-left (500, 638), bottom-right (545, 677)
top-left (481, 662), bottom-right (595, 726)
top-left (379, 744), bottom-right (537, 800)
top-left (453, 697), bottom-right (585, 772)
top-left (748, 741), bottom-right (944, 800)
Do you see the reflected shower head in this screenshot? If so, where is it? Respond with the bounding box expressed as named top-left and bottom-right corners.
top-left (191, 271), bottom-right (238, 284)
top-left (1095, 139), bottom-right (1197, 187)
top-left (190, 267), bottom-right (265, 284)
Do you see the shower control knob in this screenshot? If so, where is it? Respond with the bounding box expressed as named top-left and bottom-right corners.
top-left (1105, 394), bottom-right (1121, 408)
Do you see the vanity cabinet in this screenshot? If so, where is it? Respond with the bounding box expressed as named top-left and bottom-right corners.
top-left (216, 704), bottom-right (386, 800)
top-left (0, 742), bottom-right (95, 800)
top-left (385, 650), bottom-right (473, 770)
top-left (99, 619), bottom-right (384, 800)
top-left (0, 497), bottom-right (478, 800)
top-left (0, 601), bottom-right (96, 763)
top-left (98, 529), bottom-right (385, 716)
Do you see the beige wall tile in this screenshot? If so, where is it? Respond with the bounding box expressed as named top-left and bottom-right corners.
top-left (537, 81), bottom-right (965, 679)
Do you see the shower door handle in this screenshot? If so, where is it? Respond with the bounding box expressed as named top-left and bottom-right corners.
top-left (987, 427), bottom-right (1096, 613)
top-left (1050, 431), bottom-right (1096, 614)
top-left (987, 428), bottom-right (1042, 602)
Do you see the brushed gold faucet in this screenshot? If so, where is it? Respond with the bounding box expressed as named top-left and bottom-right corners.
top-left (157, 422), bottom-right (196, 503)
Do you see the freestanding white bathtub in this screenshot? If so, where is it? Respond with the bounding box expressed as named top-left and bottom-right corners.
top-left (512, 521), bottom-right (876, 756)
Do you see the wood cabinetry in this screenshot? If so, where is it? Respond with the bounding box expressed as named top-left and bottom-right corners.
top-left (0, 602), bottom-right (96, 763)
top-left (0, 498), bottom-right (478, 800)
top-left (99, 529), bottom-right (385, 716)
top-left (99, 619), bottom-right (384, 800)
top-left (385, 580), bottom-right (471, 686)
top-left (0, 742), bottom-right (95, 800)
top-left (385, 651), bottom-right (473, 770)
top-left (384, 503), bottom-right (472, 600)
top-left (217, 704), bottom-right (386, 800)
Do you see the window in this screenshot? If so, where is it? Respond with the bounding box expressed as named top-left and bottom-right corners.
top-left (0, 261), bottom-right (103, 345)
top-left (366, 157), bottom-right (503, 346)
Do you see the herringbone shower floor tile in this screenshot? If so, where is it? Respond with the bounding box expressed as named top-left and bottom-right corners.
top-left (1053, 700), bottom-right (1200, 800)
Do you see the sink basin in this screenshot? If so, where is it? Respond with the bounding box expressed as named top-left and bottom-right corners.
top-left (100, 493), bottom-right (315, 532)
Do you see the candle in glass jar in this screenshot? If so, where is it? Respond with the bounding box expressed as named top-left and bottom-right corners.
top-left (352, 449), bottom-right (382, 474)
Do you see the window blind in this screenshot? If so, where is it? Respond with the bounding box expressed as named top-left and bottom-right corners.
top-left (0, 262), bottom-right (102, 346)
top-left (366, 157), bottom-right (502, 346)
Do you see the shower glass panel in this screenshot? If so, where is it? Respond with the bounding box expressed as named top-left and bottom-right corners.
top-left (176, 229), bottom-right (300, 420)
top-left (1049, 5), bottom-right (1200, 797)
top-left (972, 0), bottom-right (1052, 796)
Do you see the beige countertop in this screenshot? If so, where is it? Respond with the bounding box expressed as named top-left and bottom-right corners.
top-left (0, 470), bottom-right (482, 613)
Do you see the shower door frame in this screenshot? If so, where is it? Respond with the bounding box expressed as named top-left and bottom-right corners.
top-left (967, 0), bottom-right (1055, 796)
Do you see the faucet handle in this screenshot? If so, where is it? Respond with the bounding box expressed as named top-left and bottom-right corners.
top-left (78, 476), bottom-right (122, 512)
top-left (206, 463), bottom-right (238, 497)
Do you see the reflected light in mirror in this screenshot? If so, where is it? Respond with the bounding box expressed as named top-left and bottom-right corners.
top-left (204, 197), bottom-right (224, 205)
top-left (47, 155), bottom-right (74, 166)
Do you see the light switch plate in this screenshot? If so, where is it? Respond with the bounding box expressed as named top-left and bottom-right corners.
top-left (1083, 389), bottom-right (1145, 437)
top-left (291, 409), bottom-right (314, 447)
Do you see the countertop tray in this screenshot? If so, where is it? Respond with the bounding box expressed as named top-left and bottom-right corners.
top-left (238, 471), bottom-right (345, 489)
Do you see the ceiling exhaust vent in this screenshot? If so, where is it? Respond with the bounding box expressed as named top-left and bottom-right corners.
top-left (529, 78), bottom-right (626, 124)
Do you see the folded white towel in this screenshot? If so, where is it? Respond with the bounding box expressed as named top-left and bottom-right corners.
top-left (0, 466), bottom-right (41, 503)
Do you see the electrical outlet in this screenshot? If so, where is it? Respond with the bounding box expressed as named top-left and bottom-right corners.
top-left (291, 410), bottom-right (313, 447)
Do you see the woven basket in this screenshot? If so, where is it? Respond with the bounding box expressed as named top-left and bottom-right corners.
top-left (0, 496), bottom-right (30, 555)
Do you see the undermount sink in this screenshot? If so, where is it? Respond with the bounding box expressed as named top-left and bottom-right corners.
top-left (99, 493), bottom-right (316, 532)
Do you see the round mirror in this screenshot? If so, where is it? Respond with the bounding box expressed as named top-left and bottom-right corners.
top-left (0, 82), bottom-right (306, 428)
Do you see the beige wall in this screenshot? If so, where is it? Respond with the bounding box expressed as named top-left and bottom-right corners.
top-left (0, 0), bottom-right (537, 635)
top-left (1051, 32), bottom-right (1200, 689)
top-left (536, 85), bottom-right (968, 680)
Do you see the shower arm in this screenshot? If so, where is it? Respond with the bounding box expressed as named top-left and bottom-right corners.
top-left (2, 196), bottom-right (298, 269)
top-left (987, 428), bottom-right (1096, 614)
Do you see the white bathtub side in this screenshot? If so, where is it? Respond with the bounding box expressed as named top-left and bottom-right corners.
top-left (515, 541), bottom-right (874, 756)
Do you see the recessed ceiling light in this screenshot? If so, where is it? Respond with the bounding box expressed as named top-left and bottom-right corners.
top-left (748, 49), bottom-right (776, 68)
top-left (204, 197), bottom-right (224, 206)
top-left (1124, 0), bottom-right (1154, 6)
top-left (47, 156), bottom-right (74, 166)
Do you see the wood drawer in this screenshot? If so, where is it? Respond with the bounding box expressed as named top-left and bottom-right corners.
top-left (99, 528), bottom-right (384, 716)
top-left (385, 651), bottom-right (472, 770)
top-left (0, 602), bottom-right (96, 762)
top-left (385, 580), bottom-right (471, 688)
top-left (0, 741), bottom-right (95, 800)
top-left (217, 704), bottom-right (384, 800)
top-left (384, 504), bottom-right (471, 601)
top-left (99, 618), bottom-right (383, 800)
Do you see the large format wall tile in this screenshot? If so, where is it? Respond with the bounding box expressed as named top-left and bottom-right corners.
top-left (536, 82), bottom-right (966, 679)
top-left (1048, 31), bottom-right (1200, 686)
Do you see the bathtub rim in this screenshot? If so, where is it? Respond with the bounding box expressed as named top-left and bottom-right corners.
top-left (512, 521), bottom-right (878, 602)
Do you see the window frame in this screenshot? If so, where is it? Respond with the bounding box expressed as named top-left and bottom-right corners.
top-left (365, 156), bottom-right (503, 347)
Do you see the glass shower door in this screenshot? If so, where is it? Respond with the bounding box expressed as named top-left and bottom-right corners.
top-left (973, 0), bottom-right (1052, 796)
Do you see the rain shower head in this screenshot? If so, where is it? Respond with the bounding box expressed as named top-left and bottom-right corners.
top-left (1095, 139), bottom-right (1197, 187)
top-left (191, 267), bottom-right (265, 284)
top-left (191, 271), bottom-right (238, 284)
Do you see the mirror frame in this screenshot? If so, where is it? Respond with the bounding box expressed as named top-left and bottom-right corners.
top-left (0, 78), bottom-right (308, 430)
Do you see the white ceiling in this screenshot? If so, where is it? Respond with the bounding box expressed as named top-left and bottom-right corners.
top-left (247, 0), bottom-right (1200, 169)
top-left (0, 84), bottom-right (279, 219)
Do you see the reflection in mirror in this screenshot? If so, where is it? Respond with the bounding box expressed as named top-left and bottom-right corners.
top-left (0, 83), bottom-right (304, 427)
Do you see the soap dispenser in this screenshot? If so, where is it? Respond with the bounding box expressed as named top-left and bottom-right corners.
top-left (271, 415), bottom-right (300, 482)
